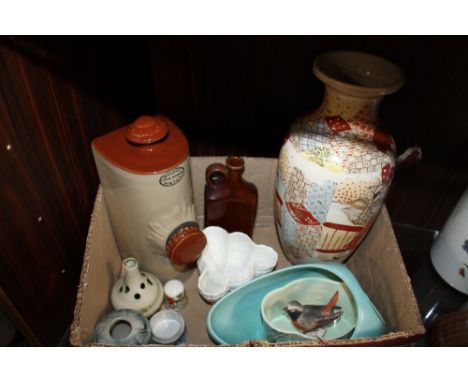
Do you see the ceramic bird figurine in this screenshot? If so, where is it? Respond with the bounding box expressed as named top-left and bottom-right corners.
top-left (283, 291), bottom-right (342, 333)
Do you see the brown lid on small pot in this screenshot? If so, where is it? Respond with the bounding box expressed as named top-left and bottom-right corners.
top-left (166, 224), bottom-right (207, 266)
top-left (313, 51), bottom-right (405, 98)
top-left (92, 115), bottom-right (189, 174)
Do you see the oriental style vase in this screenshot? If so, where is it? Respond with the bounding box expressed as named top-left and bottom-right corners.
top-left (275, 51), bottom-right (405, 263)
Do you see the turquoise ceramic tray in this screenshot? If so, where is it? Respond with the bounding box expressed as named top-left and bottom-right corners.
top-left (207, 262), bottom-right (386, 345)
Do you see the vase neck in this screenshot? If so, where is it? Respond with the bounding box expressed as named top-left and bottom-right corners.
top-left (227, 168), bottom-right (242, 182)
top-left (226, 156), bottom-right (244, 183)
top-left (123, 258), bottom-right (140, 282)
top-left (320, 86), bottom-right (382, 125)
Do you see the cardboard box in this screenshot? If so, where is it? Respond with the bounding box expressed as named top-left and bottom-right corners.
top-left (70, 157), bottom-right (425, 346)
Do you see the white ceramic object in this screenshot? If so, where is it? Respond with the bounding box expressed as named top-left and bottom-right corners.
top-left (261, 277), bottom-right (356, 342)
top-left (149, 310), bottom-right (185, 344)
top-left (197, 226), bottom-right (278, 302)
top-left (111, 258), bottom-right (164, 317)
top-left (431, 187), bottom-right (468, 295)
top-left (164, 279), bottom-right (188, 310)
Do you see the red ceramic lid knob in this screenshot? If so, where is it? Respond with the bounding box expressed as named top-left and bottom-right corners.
top-left (166, 226), bottom-right (207, 266)
top-left (126, 115), bottom-right (169, 144)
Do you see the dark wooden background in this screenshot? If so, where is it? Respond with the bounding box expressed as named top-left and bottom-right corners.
top-left (1, 36), bottom-right (467, 345)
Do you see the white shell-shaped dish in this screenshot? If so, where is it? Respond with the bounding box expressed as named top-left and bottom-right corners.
top-left (197, 226), bottom-right (278, 302)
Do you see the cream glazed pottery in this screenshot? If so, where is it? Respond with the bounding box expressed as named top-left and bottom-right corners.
top-left (92, 115), bottom-right (207, 282)
top-left (111, 258), bottom-right (164, 317)
top-left (149, 310), bottom-right (186, 344)
top-left (276, 51), bottom-right (405, 263)
top-left (431, 187), bottom-right (468, 295)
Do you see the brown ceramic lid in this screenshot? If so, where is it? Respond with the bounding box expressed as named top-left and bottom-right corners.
top-left (92, 115), bottom-right (189, 174)
top-left (166, 225), bottom-right (207, 266)
top-left (313, 51), bottom-right (405, 98)
top-left (126, 115), bottom-right (169, 144)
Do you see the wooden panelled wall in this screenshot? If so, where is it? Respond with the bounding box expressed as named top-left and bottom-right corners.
top-left (1, 36), bottom-right (467, 345)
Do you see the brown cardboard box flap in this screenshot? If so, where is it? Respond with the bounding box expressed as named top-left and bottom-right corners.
top-left (70, 157), bottom-right (425, 346)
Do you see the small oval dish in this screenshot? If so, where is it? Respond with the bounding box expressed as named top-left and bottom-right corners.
top-left (197, 226), bottom-right (278, 302)
top-left (261, 278), bottom-right (356, 342)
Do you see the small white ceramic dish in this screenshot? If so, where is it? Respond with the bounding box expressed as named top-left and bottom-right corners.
top-left (149, 310), bottom-right (185, 344)
top-left (197, 226), bottom-right (278, 302)
top-left (261, 277), bottom-right (356, 341)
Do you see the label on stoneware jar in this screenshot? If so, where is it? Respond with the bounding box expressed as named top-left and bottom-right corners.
top-left (159, 167), bottom-right (185, 187)
top-left (147, 158), bottom-right (197, 258)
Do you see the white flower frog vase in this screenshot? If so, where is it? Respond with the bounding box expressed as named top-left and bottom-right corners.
top-left (276, 51), bottom-right (408, 263)
top-left (111, 258), bottom-right (164, 317)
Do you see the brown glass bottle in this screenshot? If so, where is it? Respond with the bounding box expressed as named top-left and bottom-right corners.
top-left (204, 156), bottom-right (258, 237)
